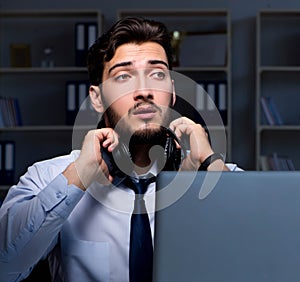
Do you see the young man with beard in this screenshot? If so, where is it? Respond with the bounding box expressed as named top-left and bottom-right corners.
top-left (0, 17), bottom-right (241, 281)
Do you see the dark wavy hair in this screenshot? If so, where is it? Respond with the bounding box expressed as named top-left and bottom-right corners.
top-left (87, 17), bottom-right (173, 86)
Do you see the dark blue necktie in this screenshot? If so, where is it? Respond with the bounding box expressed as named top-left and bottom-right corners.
top-left (126, 176), bottom-right (155, 282)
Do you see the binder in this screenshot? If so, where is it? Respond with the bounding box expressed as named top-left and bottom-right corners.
top-left (87, 23), bottom-right (97, 49)
top-left (78, 82), bottom-right (88, 111)
top-left (75, 22), bottom-right (98, 67)
top-left (217, 82), bottom-right (227, 125)
top-left (0, 97), bottom-right (10, 126)
top-left (13, 98), bottom-right (23, 126)
top-left (206, 83), bottom-right (216, 111)
top-left (75, 23), bottom-right (86, 67)
top-left (206, 83), bottom-right (217, 125)
top-left (1, 141), bottom-right (15, 185)
top-left (195, 83), bottom-right (205, 112)
top-left (66, 81), bottom-right (91, 125)
top-left (66, 81), bottom-right (77, 125)
top-left (77, 81), bottom-right (94, 125)
top-left (0, 103), bottom-right (4, 127)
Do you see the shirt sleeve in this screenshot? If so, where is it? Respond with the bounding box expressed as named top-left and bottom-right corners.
top-left (0, 160), bottom-right (84, 281)
top-left (225, 163), bottom-right (244, 171)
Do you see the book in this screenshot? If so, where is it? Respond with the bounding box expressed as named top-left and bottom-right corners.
top-left (261, 153), bottom-right (296, 171)
top-left (260, 96), bottom-right (283, 125)
top-left (0, 97), bottom-right (22, 127)
top-left (260, 96), bottom-right (275, 125)
top-left (286, 158), bottom-right (296, 171)
top-left (260, 155), bottom-right (271, 171)
top-left (266, 96), bottom-right (283, 125)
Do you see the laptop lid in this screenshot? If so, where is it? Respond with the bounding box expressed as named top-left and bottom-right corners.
top-left (153, 171), bottom-right (300, 282)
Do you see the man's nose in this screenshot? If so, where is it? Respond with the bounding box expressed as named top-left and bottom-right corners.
top-left (132, 75), bottom-right (154, 100)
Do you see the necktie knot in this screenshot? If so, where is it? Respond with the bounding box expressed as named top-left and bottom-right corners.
top-left (126, 176), bottom-right (156, 195)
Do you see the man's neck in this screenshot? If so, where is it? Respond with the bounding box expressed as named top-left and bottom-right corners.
top-left (131, 144), bottom-right (153, 175)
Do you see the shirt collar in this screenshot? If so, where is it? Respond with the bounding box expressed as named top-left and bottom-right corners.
top-left (130, 160), bottom-right (158, 180)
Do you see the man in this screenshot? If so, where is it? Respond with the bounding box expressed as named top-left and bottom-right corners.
top-left (0, 17), bottom-right (241, 282)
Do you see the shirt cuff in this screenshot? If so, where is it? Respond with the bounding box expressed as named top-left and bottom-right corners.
top-left (38, 174), bottom-right (84, 218)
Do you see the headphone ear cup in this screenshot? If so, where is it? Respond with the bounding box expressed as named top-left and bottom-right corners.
top-left (163, 137), bottom-right (182, 171)
top-left (112, 142), bottom-right (133, 175)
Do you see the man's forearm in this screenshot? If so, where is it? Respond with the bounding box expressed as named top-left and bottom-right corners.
top-left (0, 174), bottom-right (84, 279)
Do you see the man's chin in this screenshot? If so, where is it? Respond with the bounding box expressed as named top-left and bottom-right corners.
top-left (137, 121), bottom-right (163, 131)
top-left (129, 124), bottom-right (167, 144)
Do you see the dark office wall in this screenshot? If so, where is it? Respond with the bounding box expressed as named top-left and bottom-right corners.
top-left (1, 0), bottom-right (300, 169)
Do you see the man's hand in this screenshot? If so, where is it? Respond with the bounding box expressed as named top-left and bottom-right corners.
top-left (63, 128), bottom-right (119, 190)
top-left (169, 117), bottom-right (228, 171)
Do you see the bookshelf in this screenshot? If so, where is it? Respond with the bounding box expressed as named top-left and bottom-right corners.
top-left (256, 10), bottom-right (300, 170)
top-left (0, 10), bottom-right (103, 192)
top-left (118, 9), bottom-right (232, 162)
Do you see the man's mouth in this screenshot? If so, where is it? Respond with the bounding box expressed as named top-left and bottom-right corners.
top-left (133, 105), bottom-right (157, 120)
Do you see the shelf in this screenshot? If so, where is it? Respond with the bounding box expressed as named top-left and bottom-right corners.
top-left (258, 125), bottom-right (300, 131)
top-left (256, 10), bottom-right (300, 170)
top-left (117, 9), bottom-right (229, 18)
top-left (259, 66), bottom-right (300, 72)
top-left (0, 67), bottom-right (88, 74)
top-left (0, 125), bottom-right (94, 132)
top-left (0, 9), bottom-right (102, 17)
top-left (259, 9), bottom-right (300, 17)
top-left (174, 66), bottom-right (229, 72)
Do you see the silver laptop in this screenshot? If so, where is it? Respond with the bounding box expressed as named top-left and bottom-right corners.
top-left (153, 171), bottom-right (300, 282)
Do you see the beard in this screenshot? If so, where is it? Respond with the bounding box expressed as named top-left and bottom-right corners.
top-left (103, 100), bottom-right (173, 148)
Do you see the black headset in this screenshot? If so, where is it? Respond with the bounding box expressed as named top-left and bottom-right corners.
top-left (98, 119), bottom-right (187, 176)
top-left (113, 127), bottom-right (186, 173)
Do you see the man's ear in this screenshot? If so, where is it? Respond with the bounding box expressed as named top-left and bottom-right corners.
top-left (171, 79), bottom-right (176, 106)
top-left (89, 85), bottom-right (105, 113)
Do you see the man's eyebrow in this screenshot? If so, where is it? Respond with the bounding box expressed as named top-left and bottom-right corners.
top-left (108, 61), bottom-right (132, 74)
top-left (108, 60), bottom-right (169, 74)
top-left (149, 60), bottom-right (169, 68)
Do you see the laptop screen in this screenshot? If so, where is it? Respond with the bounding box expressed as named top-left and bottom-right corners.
top-left (153, 171), bottom-right (300, 282)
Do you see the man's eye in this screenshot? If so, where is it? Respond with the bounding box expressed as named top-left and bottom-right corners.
top-left (115, 73), bottom-right (130, 81)
top-left (151, 71), bottom-right (166, 80)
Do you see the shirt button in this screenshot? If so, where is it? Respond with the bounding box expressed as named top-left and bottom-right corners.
top-left (56, 192), bottom-right (62, 198)
top-left (28, 224), bottom-right (34, 232)
top-left (65, 199), bottom-right (71, 206)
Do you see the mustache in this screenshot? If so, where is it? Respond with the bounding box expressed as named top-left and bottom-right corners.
top-left (129, 101), bottom-right (163, 114)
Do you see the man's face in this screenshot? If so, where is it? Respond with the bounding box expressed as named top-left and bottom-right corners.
top-left (100, 42), bottom-right (175, 139)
